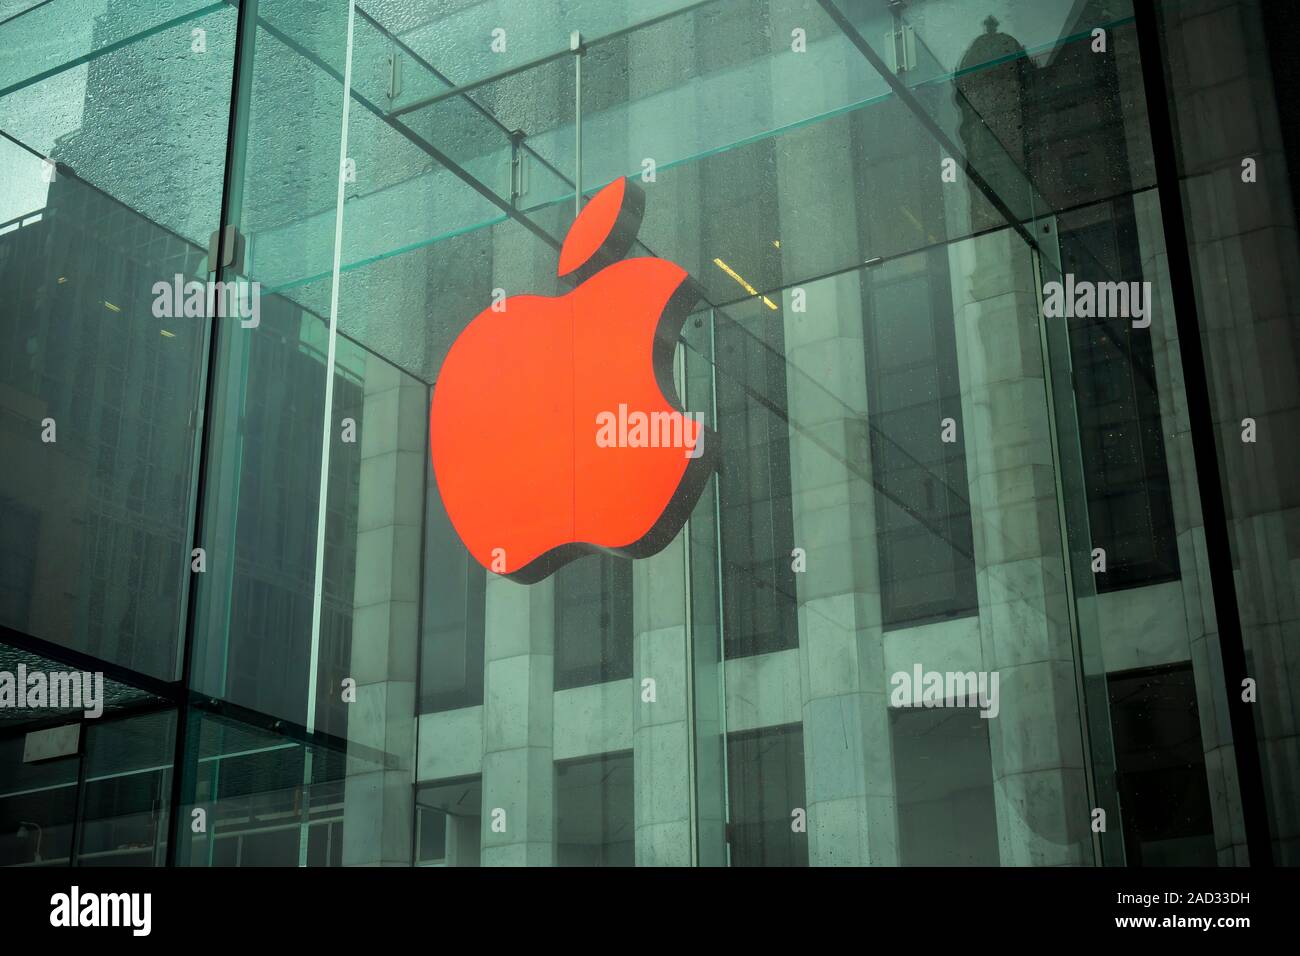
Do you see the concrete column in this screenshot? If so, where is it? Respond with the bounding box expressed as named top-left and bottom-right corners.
top-left (1133, 187), bottom-right (1249, 865)
top-left (343, 355), bottom-right (423, 865)
top-left (479, 575), bottom-right (555, 866)
top-left (763, 21), bottom-right (899, 859)
top-left (631, 533), bottom-right (694, 866)
top-left (780, 268), bottom-right (898, 867)
top-left (948, 228), bottom-right (1090, 865)
top-left (1148, 0), bottom-right (1300, 864)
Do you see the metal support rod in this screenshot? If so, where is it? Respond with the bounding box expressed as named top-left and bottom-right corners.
top-left (572, 30), bottom-right (583, 214)
top-left (68, 722), bottom-right (88, 866)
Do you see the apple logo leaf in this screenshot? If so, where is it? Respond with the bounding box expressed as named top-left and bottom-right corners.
top-left (557, 177), bottom-right (648, 281)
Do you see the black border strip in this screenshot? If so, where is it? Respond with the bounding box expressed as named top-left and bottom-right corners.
top-left (1133, 0), bottom-right (1273, 865)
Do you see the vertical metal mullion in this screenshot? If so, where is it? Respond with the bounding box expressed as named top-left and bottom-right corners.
top-left (307, 0), bottom-right (356, 741)
top-left (302, 0), bottom-right (358, 868)
top-left (408, 384), bottom-right (433, 867)
top-left (68, 721), bottom-right (88, 866)
top-left (679, 342), bottom-right (699, 867)
top-left (166, 0), bottom-right (257, 868)
top-left (572, 30), bottom-right (583, 213)
top-left (709, 308), bottom-right (732, 866)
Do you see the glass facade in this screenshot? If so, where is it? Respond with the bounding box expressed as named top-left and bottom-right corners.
top-left (1, 0), bottom-right (1297, 868)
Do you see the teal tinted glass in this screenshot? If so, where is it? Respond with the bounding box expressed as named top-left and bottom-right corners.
top-left (3, 0), bottom-right (1296, 872)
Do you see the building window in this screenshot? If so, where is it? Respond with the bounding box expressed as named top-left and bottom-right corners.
top-left (1107, 664), bottom-right (1215, 865)
top-left (415, 776), bottom-right (482, 867)
top-left (715, 310), bottom-right (799, 659)
top-left (421, 455), bottom-right (486, 713)
top-left (863, 251), bottom-right (978, 628)
top-left (555, 752), bottom-right (634, 866)
top-left (1060, 199), bottom-right (1179, 591)
top-left (726, 724), bottom-right (807, 866)
top-left (554, 555), bottom-right (632, 690)
top-left (891, 706), bottom-right (999, 866)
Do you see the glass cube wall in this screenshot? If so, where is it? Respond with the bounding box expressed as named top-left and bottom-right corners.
top-left (1, 0), bottom-right (1298, 867)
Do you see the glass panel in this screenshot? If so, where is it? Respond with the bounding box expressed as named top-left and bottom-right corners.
top-left (0, 0), bottom-right (221, 96)
top-left (190, 0), bottom-right (356, 727)
top-left (0, 0), bottom-right (1254, 871)
top-left (0, 4), bottom-right (238, 246)
top-left (374, 0), bottom-right (713, 93)
top-left (0, 0), bottom-right (235, 678)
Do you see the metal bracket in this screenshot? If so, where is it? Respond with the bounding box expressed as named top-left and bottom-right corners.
top-left (509, 129), bottom-right (529, 208)
top-left (207, 224), bottom-right (246, 276)
top-left (387, 43), bottom-right (403, 101)
top-left (883, 22), bottom-right (916, 73)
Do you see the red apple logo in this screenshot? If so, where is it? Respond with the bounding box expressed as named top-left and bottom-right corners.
top-left (429, 178), bottom-right (716, 583)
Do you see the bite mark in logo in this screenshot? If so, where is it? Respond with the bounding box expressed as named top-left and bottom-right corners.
top-left (429, 178), bottom-right (716, 583)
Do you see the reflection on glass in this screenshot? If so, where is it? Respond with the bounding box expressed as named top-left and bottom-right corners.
top-left (0, 137), bottom-right (208, 679)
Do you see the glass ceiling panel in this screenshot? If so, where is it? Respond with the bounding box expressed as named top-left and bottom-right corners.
top-left (304, 0), bottom-right (1165, 387)
top-left (366, 0), bottom-right (715, 93)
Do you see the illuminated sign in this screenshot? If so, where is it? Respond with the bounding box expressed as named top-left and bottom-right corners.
top-left (429, 178), bottom-right (716, 582)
